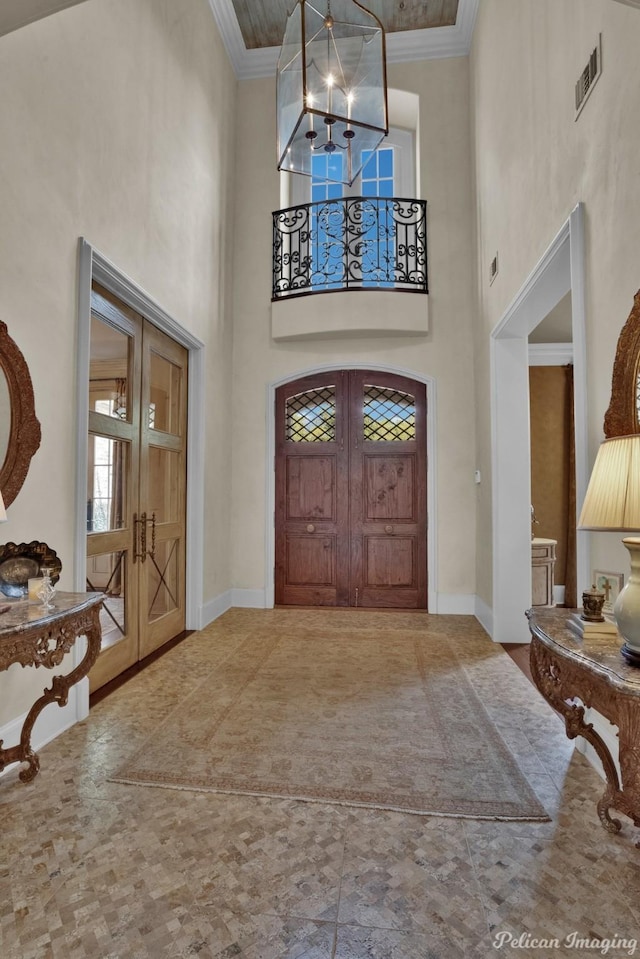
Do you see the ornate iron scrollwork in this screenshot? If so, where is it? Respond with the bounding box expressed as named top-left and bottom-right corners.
top-left (272, 196), bottom-right (428, 300)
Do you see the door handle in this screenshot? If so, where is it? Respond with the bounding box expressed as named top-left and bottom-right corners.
top-left (148, 512), bottom-right (156, 560)
top-left (133, 511), bottom-right (156, 562)
top-left (306, 524), bottom-right (315, 533)
top-left (385, 525), bottom-right (393, 534)
top-left (133, 512), bottom-right (146, 563)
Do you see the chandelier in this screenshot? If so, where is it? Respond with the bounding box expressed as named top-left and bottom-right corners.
top-left (276, 0), bottom-right (388, 186)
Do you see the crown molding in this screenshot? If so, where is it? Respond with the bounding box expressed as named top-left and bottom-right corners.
top-left (528, 343), bottom-right (574, 367)
top-left (207, 0), bottom-right (480, 81)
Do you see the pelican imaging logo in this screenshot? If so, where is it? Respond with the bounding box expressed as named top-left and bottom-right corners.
top-left (492, 931), bottom-right (637, 955)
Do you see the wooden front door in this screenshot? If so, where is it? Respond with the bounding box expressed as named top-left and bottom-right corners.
top-left (86, 285), bottom-right (188, 691)
top-left (275, 370), bottom-right (427, 608)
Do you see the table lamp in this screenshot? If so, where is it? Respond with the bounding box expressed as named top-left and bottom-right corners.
top-left (578, 434), bottom-right (640, 665)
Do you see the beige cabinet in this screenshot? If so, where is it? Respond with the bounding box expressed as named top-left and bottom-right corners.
top-left (531, 538), bottom-right (556, 606)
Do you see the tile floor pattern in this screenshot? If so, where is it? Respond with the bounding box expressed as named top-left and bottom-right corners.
top-left (1, 608), bottom-right (640, 959)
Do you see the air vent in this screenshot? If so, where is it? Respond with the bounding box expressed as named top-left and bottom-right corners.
top-left (575, 35), bottom-right (602, 119)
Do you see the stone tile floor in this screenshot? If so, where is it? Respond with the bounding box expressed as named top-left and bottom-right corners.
top-left (1, 609), bottom-right (640, 959)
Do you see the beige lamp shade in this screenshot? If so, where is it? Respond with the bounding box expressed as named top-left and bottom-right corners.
top-left (0, 490), bottom-right (6, 523)
top-left (578, 434), bottom-right (640, 531)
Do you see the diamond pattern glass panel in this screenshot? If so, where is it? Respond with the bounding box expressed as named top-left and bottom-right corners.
top-left (286, 387), bottom-right (336, 443)
top-left (364, 386), bottom-right (416, 442)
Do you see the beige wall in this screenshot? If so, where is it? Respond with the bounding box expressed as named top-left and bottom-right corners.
top-left (230, 57), bottom-right (478, 602)
top-left (0, 0), bottom-right (236, 725)
top-left (471, 0), bottom-right (640, 606)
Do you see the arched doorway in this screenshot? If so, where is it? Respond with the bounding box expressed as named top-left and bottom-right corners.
top-left (275, 369), bottom-right (428, 608)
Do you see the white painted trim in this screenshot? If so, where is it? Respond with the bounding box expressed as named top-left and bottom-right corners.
top-left (0, 687), bottom-right (81, 781)
top-left (528, 343), bottom-right (573, 366)
top-left (199, 589), bottom-right (268, 631)
top-left (490, 204), bottom-right (588, 645)
top-left (553, 584), bottom-right (566, 605)
top-left (568, 203), bottom-right (591, 598)
top-left (207, 0), bottom-right (479, 81)
top-left (435, 593), bottom-right (476, 615)
top-left (575, 707), bottom-right (621, 783)
top-left (199, 589), bottom-right (233, 629)
top-left (474, 595), bottom-right (493, 638)
top-left (231, 588), bottom-right (269, 609)
top-left (75, 239), bottom-right (206, 645)
top-left (386, 0), bottom-right (479, 63)
top-left (265, 363), bottom-right (438, 612)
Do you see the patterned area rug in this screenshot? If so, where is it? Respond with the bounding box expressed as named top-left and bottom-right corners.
top-left (111, 611), bottom-right (549, 821)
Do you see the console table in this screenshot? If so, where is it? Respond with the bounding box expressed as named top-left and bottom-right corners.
top-left (527, 607), bottom-right (640, 845)
top-left (0, 592), bottom-right (102, 782)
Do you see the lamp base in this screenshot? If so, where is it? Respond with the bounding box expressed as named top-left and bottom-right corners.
top-left (613, 537), bottom-right (640, 667)
top-left (620, 643), bottom-right (640, 668)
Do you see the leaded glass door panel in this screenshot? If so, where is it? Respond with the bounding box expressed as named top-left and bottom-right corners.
top-left (275, 370), bottom-right (427, 608)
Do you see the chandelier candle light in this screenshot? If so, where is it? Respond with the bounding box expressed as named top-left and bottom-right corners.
top-left (578, 434), bottom-right (640, 666)
top-left (276, 0), bottom-right (388, 185)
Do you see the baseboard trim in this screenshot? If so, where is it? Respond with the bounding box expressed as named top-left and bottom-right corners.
top-left (435, 593), bottom-right (476, 615)
top-left (474, 596), bottom-right (494, 639)
top-left (203, 590), bottom-right (485, 621)
top-left (0, 686), bottom-right (82, 781)
top-left (199, 590), bottom-right (233, 629)
top-left (575, 707), bottom-right (620, 783)
top-left (230, 588), bottom-right (269, 609)
top-left (199, 588), bottom-right (270, 629)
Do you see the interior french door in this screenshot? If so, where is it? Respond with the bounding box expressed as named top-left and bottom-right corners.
top-left (275, 370), bottom-right (427, 608)
top-left (86, 285), bottom-right (188, 691)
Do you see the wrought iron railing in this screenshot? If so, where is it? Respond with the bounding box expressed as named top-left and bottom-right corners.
top-left (272, 196), bottom-right (428, 300)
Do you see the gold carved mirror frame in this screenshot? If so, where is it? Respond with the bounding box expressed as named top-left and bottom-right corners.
top-left (0, 322), bottom-right (41, 507)
top-left (603, 288), bottom-right (640, 438)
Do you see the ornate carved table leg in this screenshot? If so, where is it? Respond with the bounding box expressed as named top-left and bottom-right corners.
top-left (529, 637), bottom-right (623, 835)
top-left (0, 599), bottom-right (102, 783)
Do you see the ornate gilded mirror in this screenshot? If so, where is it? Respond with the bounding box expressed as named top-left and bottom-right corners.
top-left (603, 288), bottom-right (640, 438)
top-left (0, 322), bottom-right (41, 506)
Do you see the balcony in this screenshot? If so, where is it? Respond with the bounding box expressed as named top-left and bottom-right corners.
top-left (271, 196), bottom-right (429, 341)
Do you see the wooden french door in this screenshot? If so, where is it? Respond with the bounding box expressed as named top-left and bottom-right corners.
top-left (275, 370), bottom-right (427, 608)
top-left (86, 285), bottom-right (188, 691)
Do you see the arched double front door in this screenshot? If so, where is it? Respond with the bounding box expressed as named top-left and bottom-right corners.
top-left (275, 370), bottom-right (427, 608)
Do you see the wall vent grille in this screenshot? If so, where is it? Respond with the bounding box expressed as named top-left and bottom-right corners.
top-left (575, 35), bottom-right (602, 119)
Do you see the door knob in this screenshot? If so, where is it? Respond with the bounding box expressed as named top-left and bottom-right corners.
top-left (306, 524), bottom-right (315, 533)
top-left (385, 525), bottom-right (393, 534)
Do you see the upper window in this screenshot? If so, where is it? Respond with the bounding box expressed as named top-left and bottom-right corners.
top-left (291, 128), bottom-right (415, 206)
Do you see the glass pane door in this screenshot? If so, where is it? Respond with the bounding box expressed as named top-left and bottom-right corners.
top-left (86, 290), bottom-right (141, 691)
top-left (86, 286), bottom-right (188, 690)
top-left (138, 325), bottom-right (188, 659)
